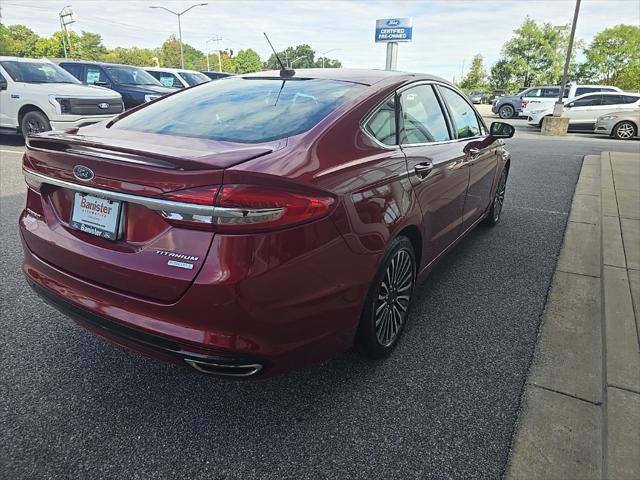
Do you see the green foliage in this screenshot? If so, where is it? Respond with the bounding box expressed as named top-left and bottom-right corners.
top-left (206, 50), bottom-right (237, 73)
top-left (235, 49), bottom-right (262, 74)
top-left (497, 17), bottom-right (580, 88)
top-left (158, 35), bottom-right (208, 69)
top-left (266, 44), bottom-right (340, 69)
top-left (459, 54), bottom-right (486, 90)
top-left (102, 47), bottom-right (157, 66)
top-left (1, 24), bottom-right (39, 56)
top-left (579, 25), bottom-right (640, 86)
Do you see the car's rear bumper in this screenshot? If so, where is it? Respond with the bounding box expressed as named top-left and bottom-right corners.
top-left (21, 219), bottom-right (377, 378)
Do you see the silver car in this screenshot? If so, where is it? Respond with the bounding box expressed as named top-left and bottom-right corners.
top-left (595, 109), bottom-right (639, 140)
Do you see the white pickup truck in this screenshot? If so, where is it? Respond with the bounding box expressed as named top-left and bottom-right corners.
top-left (0, 56), bottom-right (124, 136)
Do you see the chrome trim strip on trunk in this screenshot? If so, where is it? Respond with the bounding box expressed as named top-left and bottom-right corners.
top-left (23, 168), bottom-right (215, 216)
top-left (23, 169), bottom-right (285, 221)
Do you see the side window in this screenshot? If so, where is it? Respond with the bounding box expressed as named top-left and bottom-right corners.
top-left (622, 95), bottom-right (640, 104)
top-left (525, 88), bottom-right (541, 97)
top-left (85, 66), bottom-right (107, 85)
top-left (571, 94), bottom-right (603, 107)
top-left (62, 64), bottom-right (82, 80)
top-left (399, 85), bottom-right (450, 144)
top-left (575, 87), bottom-right (600, 96)
top-left (541, 88), bottom-right (559, 98)
top-left (602, 95), bottom-right (624, 105)
top-left (438, 86), bottom-right (482, 139)
top-left (364, 96), bottom-right (397, 146)
top-left (160, 73), bottom-right (182, 88)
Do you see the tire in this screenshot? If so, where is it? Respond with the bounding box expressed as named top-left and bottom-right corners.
top-left (538, 116), bottom-right (550, 128)
top-left (498, 104), bottom-right (515, 119)
top-left (355, 236), bottom-right (416, 359)
top-left (612, 121), bottom-right (637, 140)
top-left (484, 167), bottom-right (508, 226)
top-left (20, 110), bottom-right (51, 137)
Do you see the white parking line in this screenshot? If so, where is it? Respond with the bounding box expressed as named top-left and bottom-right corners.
top-left (0, 149), bottom-right (25, 154)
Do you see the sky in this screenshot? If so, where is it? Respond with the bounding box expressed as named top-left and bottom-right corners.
top-left (2, 0), bottom-right (639, 80)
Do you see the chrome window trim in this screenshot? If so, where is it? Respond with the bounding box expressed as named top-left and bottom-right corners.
top-left (359, 79), bottom-right (490, 150)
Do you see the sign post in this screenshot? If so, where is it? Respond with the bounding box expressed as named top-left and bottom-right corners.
top-left (375, 18), bottom-right (413, 71)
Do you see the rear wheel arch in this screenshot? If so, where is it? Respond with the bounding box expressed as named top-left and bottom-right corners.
top-left (397, 225), bottom-right (422, 270)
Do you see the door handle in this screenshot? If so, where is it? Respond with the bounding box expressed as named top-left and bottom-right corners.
top-left (414, 162), bottom-right (433, 179)
top-left (467, 147), bottom-right (481, 160)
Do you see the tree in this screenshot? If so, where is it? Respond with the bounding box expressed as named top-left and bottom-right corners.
top-left (102, 47), bottom-right (156, 66)
top-left (489, 59), bottom-right (517, 91)
top-left (314, 57), bottom-right (342, 68)
top-left (2, 24), bottom-right (39, 57)
top-left (493, 17), bottom-right (580, 89)
top-left (579, 25), bottom-right (640, 86)
top-left (266, 44), bottom-right (339, 69)
top-left (235, 49), bottom-right (262, 73)
top-left (158, 35), bottom-right (207, 69)
top-left (75, 31), bottom-right (107, 60)
top-left (459, 54), bottom-right (486, 90)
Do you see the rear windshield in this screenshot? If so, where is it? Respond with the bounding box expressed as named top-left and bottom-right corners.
top-left (105, 66), bottom-right (161, 86)
top-left (112, 77), bottom-right (365, 143)
top-left (178, 71), bottom-right (209, 86)
top-left (0, 61), bottom-right (80, 84)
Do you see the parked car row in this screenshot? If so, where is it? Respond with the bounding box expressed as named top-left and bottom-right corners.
top-left (467, 90), bottom-right (507, 104)
top-left (491, 84), bottom-right (623, 119)
top-left (0, 56), bottom-right (233, 136)
top-left (526, 92), bottom-right (639, 138)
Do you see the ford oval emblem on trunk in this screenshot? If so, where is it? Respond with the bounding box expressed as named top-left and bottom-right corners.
top-left (73, 165), bottom-right (94, 181)
top-left (98, 102), bottom-right (109, 109)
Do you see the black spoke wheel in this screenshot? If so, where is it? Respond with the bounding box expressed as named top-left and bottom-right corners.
top-left (20, 110), bottom-right (51, 137)
top-left (356, 236), bottom-right (416, 358)
top-left (485, 168), bottom-right (508, 226)
top-left (499, 104), bottom-right (515, 119)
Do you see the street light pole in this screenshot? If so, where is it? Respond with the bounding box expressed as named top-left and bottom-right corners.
top-left (317, 49), bottom-right (339, 68)
top-left (554, 0), bottom-right (581, 117)
top-left (206, 36), bottom-right (223, 72)
top-left (149, 3), bottom-right (208, 69)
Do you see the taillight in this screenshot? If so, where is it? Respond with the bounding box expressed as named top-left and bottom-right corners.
top-left (159, 184), bottom-right (334, 233)
top-left (214, 184), bottom-right (334, 233)
top-left (160, 185), bottom-right (218, 230)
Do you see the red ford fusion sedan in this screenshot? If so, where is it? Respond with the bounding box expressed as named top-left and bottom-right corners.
top-left (20, 68), bottom-right (513, 378)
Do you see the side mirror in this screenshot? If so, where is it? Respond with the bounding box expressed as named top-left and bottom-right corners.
top-left (490, 121), bottom-right (515, 139)
top-left (566, 102), bottom-right (574, 108)
top-left (0, 79), bottom-right (7, 91)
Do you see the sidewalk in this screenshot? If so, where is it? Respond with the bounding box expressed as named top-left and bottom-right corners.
top-left (506, 151), bottom-right (640, 480)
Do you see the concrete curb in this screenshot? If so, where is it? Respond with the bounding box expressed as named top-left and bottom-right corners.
top-left (505, 151), bottom-right (640, 480)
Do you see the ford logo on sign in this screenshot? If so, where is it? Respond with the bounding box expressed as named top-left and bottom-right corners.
top-left (73, 165), bottom-right (95, 181)
top-left (386, 19), bottom-right (401, 27)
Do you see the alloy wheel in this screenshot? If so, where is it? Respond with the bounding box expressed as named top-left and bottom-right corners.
top-left (615, 122), bottom-right (635, 140)
top-left (499, 105), bottom-right (514, 119)
top-left (375, 248), bottom-right (414, 347)
top-left (493, 170), bottom-right (507, 223)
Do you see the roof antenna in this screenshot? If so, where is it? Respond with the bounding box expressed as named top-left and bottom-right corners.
top-left (263, 32), bottom-right (295, 78)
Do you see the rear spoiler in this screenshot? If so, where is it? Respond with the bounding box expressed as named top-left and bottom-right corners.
top-left (25, 132), bottom-right (273, 171)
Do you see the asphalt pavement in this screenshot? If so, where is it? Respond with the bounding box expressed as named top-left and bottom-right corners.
top-left (1, 124), bottom-right (639, 480)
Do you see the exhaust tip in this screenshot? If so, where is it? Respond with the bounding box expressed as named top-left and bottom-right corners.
top-left (184, 358), bottom-right (263, 377)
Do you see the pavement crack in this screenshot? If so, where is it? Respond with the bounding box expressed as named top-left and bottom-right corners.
top-left (527, 382), bottom-right (602, 406)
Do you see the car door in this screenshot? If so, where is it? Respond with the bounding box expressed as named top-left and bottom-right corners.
top-left (437, 85), bottom-right (497, 232)
top-left (566, 94), bottom-right (603, 130)
top-left (0, 69), bottom-right (12, 128)
top-left (397, 83), bottom-right (470, 266)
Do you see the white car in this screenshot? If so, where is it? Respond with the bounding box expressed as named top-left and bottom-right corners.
top-left (144, 67), bottom-right (210, 89)
top-left (521, 84), bottom-right (622, 117)
top-left (0, 56), bottom-right (124, 136)
top-left (527, 92), bottom-right (640, 131)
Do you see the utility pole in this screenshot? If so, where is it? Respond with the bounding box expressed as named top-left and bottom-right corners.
top-left (317, 49), bottom-right (339, 68)
top-left (206, 36), bottom-right (222, 72)
top-left (554, 0), bottom-right (581, 117)
top-left (59, 6), bottom-right (74, 58)
top-left (149, 3), bottom-right (208, 69)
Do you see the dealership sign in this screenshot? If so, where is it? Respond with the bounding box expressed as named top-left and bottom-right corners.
top-left (375, 18), bottom-right (413, 42)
